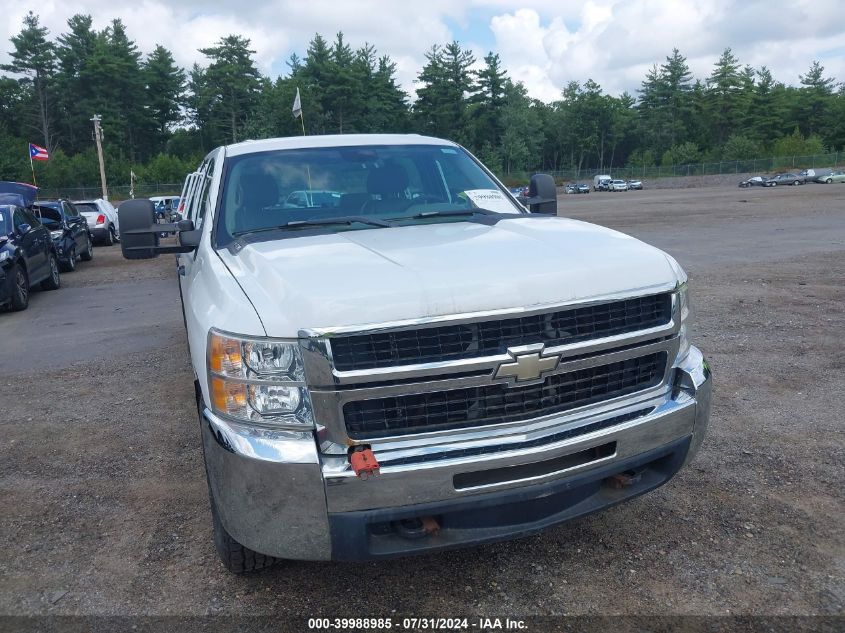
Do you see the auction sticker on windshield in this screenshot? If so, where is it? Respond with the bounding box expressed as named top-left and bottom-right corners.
top-left (462, 189), bottom-right (520, 214)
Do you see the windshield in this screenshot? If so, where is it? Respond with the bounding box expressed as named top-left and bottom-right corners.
top-left (217, 144), bottom-right (521, 244)
top-left (33, 205), bottom-right (63, 227)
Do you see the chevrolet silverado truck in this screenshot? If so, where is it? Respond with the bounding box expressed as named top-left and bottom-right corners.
top-left (118, 134), bottom-right (711, 573)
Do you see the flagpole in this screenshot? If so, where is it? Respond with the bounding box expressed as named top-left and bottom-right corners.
top-left (29, 147), bottom-right (37, 187)
top-left (295, 87), bottom-right (312, 191)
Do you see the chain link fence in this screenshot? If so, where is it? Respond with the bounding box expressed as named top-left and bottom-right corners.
top-left (546, 151), bottom-right (844, 182)
top-left (36, 183), bottom-right (182, 202)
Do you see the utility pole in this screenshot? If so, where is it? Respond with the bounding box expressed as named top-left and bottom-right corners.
top-left (91, 115), bottom-right (108, 200)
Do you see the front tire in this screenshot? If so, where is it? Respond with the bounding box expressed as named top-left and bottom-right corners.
top-left (61, 246), bottom-right (76, 272)
top-left (40, 254), bottom-right (61, 291)
top-left (80, 236), bottom-right (93, 261)
top-left (825, 178), bottom-right (832, 184)
top-left (793, 180), bottom-right (800, 186)
top-left (210, 494), bottom-right (278, 574)
top-left (10, 264), bottom-right (29, 311)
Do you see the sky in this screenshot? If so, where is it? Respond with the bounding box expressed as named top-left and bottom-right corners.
top-left (1, 0), bottom-right (844, 102)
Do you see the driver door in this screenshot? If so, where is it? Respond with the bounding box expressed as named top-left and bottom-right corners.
top-left (177, 157), bottom-right (216, 320)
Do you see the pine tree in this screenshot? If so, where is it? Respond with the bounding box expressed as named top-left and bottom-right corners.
top-left (144, 45), bottom-right (185, 140)
top-left (197, 35), bottom-right (263, 145)
top-left (706, 48), bottom-right (744, 145)
top-left (469, 52), bottom-right (508, 150)
top-left (2, 12), bottom-right (56, 151)
top-left (799, 61), bottom-right (835, 137)
top-left (54, 14), bottom-right (98, 153)
top-left (414, 42), bottom-right (475, 142)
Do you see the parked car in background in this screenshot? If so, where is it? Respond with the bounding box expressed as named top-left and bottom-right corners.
top-left (764, 173), bottom-right (804, 187)
top-left (799, 168), bottom-right (831, 182)
top-left (32, 200), bottom-right (93, 272)
top-left (610, 179), bottom-right (629, 191)
top-left (0, 204), bottom-right (60, 310)
top-left (627, 179), bottom-right (643, 190)
top-left (74, 199), bottom-right (120, 245)
top-left (593, 175), bottom-right (611, 191)
top-left (815, 170), bottom-right (845, 184)
top-left (149, 195), bottom-right (181, 222)
top-left (738, 176), bottom-right (767, 188)
top-left (565, 183), bottom-right (589, 194)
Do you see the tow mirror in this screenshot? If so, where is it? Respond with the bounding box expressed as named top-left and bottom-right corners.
top-left (17, 223), bottom-right (32, 235)
top-left (526, 174), bottom-right (558, 215)
top-left (119, 199), bottom-right (199, 260)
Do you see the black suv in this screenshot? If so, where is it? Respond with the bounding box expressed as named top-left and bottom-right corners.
top-left (0, 204), bottom-right (61, 311)
top-left (32, 200), bottom-right (93, 272)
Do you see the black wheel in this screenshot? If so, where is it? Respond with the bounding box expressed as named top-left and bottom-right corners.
top-left (40, 254), bottom-right (61, 291)
top-left (793, 180), bottom-right (800, 186)
top-left (80, 236), bottom-right (93, 261)
top-left (104, 226), bottom-right (114, 246)
top-left (61, 246), bottom-right (76, 272)
top-left (210, 494), bottom-right (278, 574)
top-left (10, 263), bottom-right (29, 311)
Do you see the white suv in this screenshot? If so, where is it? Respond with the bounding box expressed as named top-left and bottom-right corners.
top-left (73, 198), bottom-right (120, 245)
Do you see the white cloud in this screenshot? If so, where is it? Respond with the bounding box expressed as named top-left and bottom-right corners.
top-left (0, 0), bottom-right (842, 102)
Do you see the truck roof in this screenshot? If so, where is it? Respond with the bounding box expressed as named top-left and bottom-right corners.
top-left (224, 134), bottom-right (460, 157)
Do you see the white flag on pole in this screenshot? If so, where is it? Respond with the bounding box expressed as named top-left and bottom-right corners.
top-left (292, 88), bottom-right (302, 119)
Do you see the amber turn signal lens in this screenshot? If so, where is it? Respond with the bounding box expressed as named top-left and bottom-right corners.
top-left (211, 376), bottom-right (247, 415)
top-left (209, 333), bottom-right (243, 375)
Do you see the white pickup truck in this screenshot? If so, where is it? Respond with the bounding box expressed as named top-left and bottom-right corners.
top-left (119, 134), bottom-right (711, 573)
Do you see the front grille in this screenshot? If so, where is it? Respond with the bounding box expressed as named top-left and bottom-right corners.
top-left (379, 408), bottom-right (653, 466)
top-left (330, 293), bottom-right (671, 371)
top-left (344, 352), bottom-right (666, 439)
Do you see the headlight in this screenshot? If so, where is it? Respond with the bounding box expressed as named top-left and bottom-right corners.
top-left (664, 254), bottom-right (692, 359)
top-left (50, 230), bottom-right (64, 239)
top-left (676, 281), bottom-right (691, 359)
top-left (207, 329), bottom-right (313, 428)
top-left (0, 251), bottom-right (8, 263)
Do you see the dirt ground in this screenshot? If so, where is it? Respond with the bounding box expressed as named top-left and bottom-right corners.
top-left (0, 184), bottom-right (842, 624)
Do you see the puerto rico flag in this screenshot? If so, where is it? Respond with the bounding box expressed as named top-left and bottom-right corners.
top-left (29, 143), bottom-right (49, 161)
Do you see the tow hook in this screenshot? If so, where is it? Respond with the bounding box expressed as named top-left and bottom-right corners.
top-left (605, 469), bottom-right (643, 489)
top-left (393, 516), bottom-right (441, 540)
top-left (349, 446), bottom-right (380, 479)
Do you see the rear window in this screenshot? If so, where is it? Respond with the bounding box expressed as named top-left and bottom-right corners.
top-left (75, 203), bottom-right (99, 214)
top-left (33, 205), bottom-right (63, 227)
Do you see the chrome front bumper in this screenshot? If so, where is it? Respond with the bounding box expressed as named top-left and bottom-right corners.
top-left (202, 346), bottom-right (711, 561)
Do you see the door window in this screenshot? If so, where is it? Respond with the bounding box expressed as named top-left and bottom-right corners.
top-left (13, 208), bottom-right (27, 230)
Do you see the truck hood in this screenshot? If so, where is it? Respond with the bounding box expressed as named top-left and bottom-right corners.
top-left (217, 216), bottom-right (679, 337)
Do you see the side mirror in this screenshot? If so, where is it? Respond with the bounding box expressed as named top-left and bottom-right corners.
top-left (120, 199), bottom-right (160, 259)
top-left (18, 223), bottom-right (32, 235)
top-left (526, 174), bottom-right (558, 215)
top-left (120, 199), bottom-right (200, 260)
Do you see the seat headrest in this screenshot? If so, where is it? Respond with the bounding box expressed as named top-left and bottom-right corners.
top-left (240, 173), bottom-right (279, 210)
top-left (366, 164), bottom-right (408, 197)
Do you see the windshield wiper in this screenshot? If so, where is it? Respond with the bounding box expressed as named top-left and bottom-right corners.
top-left (389, 208), bottom-right (500, 222)
top-left (233, 216), bottom-right (391, 237)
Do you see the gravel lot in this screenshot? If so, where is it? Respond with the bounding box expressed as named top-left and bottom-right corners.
top-left (0, 185), bottom-right (842, 622)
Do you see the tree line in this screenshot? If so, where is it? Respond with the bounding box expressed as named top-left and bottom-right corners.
top-left (1, 11), bottom-right (843, 190)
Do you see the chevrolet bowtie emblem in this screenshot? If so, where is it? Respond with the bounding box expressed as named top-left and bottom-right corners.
top-left (494, 348), bottom-right (560, 385)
